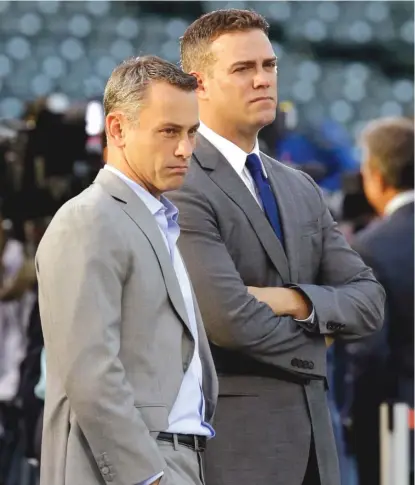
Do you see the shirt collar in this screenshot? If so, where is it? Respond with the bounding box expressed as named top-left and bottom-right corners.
top-left (384, 190), bottom-right (415, 216)
top-left (104, 164), bottom-right (178, 221)
top-left (198, 121), bottom-right (265, 177)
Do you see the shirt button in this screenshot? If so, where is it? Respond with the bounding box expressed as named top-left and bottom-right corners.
top-left (102, 466), bottom-right (110, 475)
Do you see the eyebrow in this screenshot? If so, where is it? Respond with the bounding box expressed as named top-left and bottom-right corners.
top-left (230, 56), bottom-right (278, 70)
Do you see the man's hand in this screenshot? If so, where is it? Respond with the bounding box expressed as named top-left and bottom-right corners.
top-left (247, 286), bottom-right (311, 320)
top-left (248, 287), bottom-right (336, 348)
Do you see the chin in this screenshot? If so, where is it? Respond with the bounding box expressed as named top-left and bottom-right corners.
top-left (163, 177), bottom-right (187, 193)
top-left (253, 110), bottom-right (276, 129)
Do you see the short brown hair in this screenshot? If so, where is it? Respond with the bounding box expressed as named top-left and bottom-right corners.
top-left (180, 9), bottom-right (270, 73)
top-left (103, 55), bottom-right (197, 120)
top-left (361, 117), bottom-right (414, 190)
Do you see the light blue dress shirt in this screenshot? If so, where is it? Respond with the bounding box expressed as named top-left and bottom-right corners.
top-left (104, 165), bottom-right (214, 485)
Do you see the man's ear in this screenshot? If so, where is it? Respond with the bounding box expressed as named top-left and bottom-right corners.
top-left (370, 157), bottom-right (388, 191)
top-left (105, 112), bottom-right (127, 148)
top-left (190, 71), bottom-right (209, 100)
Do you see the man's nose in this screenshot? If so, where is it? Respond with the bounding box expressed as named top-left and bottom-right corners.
top-left (253, 70), bottom-right (272, 89)
top-left (175, 138), bottom-right (194, 159)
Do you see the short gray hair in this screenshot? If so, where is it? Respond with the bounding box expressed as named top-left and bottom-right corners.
top-left (361, 116), bottom-right (414, 190)
top-left (103, 55), bottom-right (198, 119)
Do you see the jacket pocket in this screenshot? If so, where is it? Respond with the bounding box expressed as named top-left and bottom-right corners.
top-left (134, 404), bottom-right (169, 432)
top-left (301, 219), bottom-right (320, 237)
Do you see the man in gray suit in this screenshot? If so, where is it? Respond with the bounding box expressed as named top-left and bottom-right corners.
top-left (35, 56), bottom-right (217, 485)
top-left (168, 9), bottom-right (385, 485)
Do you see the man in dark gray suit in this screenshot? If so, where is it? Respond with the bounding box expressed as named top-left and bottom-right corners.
top-left (168, 9), bottom-right (385, 485)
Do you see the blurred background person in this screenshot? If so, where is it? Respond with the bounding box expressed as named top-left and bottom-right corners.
top-left (0, 214), bottom-right (35, 485)
top-left (347, 117), bottom-right (414, 485)
top-left (0, 215), bottom-right (26, 404)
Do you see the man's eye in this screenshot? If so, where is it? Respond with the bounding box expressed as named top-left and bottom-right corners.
top-left (163, 129), bottom-right (176, 135)
top-left (235, 66), bottom-right (248, 72)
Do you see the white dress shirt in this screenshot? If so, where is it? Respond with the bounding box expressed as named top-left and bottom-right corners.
top-left (198, 122), bottom-right (315, 324)
top-left (385, 190), bottom-right (414, 216)
top-left (198, 122), bottom-right (266, 207)
top-left (104, 165), bottom-right (214, 485)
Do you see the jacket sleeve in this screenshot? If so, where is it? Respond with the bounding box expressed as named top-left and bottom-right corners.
top-left (294, 173), bottom-right (386, 340)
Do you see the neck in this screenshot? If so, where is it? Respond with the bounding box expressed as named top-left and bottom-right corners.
top-left (378, 188), bottom-right (402, 216)
top-left (201, 115), bottom-right (257, 153)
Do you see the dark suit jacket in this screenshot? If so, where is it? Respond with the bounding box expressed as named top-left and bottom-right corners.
top-left (168, 134), bottom-right (385, 485)
top-left (352, 201), bottom-right (414, 404)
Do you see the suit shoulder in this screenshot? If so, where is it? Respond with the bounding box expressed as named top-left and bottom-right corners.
top-left (355, 213), bottom-right (413, 252)
top-left (356, 215), bottom-right (404, 242)
top-left (38, 184), bottom-right (117, 254)
top-left (50, 183), bottom-right (114, 225)
top-left (353, 218), bottom-right (394, 256)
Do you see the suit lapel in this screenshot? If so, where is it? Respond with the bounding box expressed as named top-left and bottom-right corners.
top-left (194, 135), bottom-right (290, 283)
top-left (262, 156), bottom-right (300, 283)
top-left (94, 169), bottom-right (192, 335)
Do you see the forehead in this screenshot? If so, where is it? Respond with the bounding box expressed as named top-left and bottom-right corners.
top-left (210, 29), bottom-right (275, 64)
top-left (140, 82), bottom-right (199, 125)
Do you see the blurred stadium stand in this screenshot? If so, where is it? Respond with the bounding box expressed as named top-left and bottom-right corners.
top-left (0, 0), bottom-right (413, 140)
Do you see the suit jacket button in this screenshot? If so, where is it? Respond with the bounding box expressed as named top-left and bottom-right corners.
top-left (291, 358), bottom-right (299, 367)
top-left (102, 466), bottom-right (110, 475)
top-left (309, 362), bottom-right (314, 370)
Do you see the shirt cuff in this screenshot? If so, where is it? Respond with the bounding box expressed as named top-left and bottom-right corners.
top-left (294, 307), bottom-right (315, 323)
top-left (285, 284), bottom-right (319, 332)
top-left (136, 471), bottom-right (164, 485)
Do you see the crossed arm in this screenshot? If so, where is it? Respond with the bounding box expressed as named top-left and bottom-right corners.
top-left (170, 175), bottom-right (384, 371)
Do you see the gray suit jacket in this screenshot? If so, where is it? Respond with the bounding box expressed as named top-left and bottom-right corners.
top-left (36, 169), bottom-right (218, 485)
top-left (168, 134), bottom-right (385, 485)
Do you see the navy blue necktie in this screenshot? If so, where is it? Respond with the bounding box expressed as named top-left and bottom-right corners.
top-left (245, 153), bottom-right (284, 243)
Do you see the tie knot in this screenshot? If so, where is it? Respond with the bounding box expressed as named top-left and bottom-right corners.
top-left (246, 153), bottom-right (263, 177)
